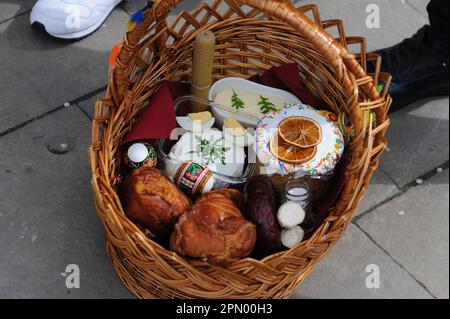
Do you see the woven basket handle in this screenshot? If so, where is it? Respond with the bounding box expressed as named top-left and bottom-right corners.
top-left (144, 0), bottom-right (379, 101)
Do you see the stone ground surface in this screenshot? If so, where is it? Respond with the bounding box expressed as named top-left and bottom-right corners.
top-left (0, 0), bottom-right (448, 299)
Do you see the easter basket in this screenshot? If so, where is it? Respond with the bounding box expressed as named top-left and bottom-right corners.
top-left (89, 0), bottom-right (392, 299)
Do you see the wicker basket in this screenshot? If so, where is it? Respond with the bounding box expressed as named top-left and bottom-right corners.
top-left (89, 0), bottom-right (392, 299)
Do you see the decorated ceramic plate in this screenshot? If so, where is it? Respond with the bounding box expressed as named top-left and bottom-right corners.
top-left (256, 104), bottom-right (345, 177)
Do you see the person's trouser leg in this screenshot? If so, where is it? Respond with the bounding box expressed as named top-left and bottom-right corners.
top-left (375, 0), bottom-right (449, 111)
top-left (427, 0), bottom-right (449, 58)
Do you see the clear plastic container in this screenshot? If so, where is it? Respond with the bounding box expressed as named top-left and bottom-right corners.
top-left (156, 95), bottom-right (258, 189)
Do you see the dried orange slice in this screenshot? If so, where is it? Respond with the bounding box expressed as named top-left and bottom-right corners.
top-left (270, 134), bottom-right (317, 164)
top-left (278, 117), bottom-right (322, 148)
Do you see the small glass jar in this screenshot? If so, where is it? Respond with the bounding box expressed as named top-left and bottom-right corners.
top-left (281, 178), bottom-right (315, 234)
top-left (282, 178), bottom-right (310, 207)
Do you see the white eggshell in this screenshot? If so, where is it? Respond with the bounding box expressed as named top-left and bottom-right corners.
top-left (127, 143), bottom-right (149, 163)
top-left (170, 129), bottom-right (245, 179)
top-left (277, 202), bottom-right (306, 228)
top-left (223, 127), bottom-right (256, 147)
top-left (176, 116), bottom-right (215, 132)
top-left (281, 226), bottom-right (305, 249)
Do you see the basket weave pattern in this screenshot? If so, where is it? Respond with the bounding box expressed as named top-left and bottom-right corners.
top-left (89, 0), bottom-right (391, 299)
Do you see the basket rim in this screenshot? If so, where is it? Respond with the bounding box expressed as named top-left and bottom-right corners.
top-left (89, 0), bottom-right (392, 299)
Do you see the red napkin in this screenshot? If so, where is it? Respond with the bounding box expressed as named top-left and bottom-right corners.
top-left (117, 81), bottom-right (189, 179)
top-left (249, 63), bottom-right (324, 108)
top-left (123, 81), bottom-right (190, 144)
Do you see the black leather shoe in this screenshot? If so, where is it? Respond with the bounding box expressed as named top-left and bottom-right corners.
top-left (375, 26), bottom-right (449, 112)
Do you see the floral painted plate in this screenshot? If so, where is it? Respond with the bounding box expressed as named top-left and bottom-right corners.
top-left (256, 104), bottom-right (345, 177)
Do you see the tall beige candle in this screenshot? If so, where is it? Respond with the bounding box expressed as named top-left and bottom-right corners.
top-left (191, 30), bottom-right (216, 112)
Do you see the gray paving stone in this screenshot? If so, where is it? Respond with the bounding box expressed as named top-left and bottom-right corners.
top-left (121, 0), bottom-right (144, 15)
top-left (295, 0), bottom-right (428, 51)
top-left (77, 91), bottom-right (106, 119)
top-left (357, 169), bottom-right (401, 216)
top-left (0, 107), bottom-right (133, 298)
top-left (379, 98), bottom-right (449, 187)
top-left (357, 169), bottom-right (449, 299)
top-left (293, 224), bottom-right (433, 299)
top-left (406, 0), bottom-right (429, 17)
top-left (0, 8), bottom-right (129, 132)
top-left (0, 0), bottom-right (35, 22)
top-left (122, 0), bottom-right (200, 16)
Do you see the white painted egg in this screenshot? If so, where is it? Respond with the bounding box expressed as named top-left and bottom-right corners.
top-left (176, 116), bottom-right (215, 132)
top-left (223, 127), bottom-right (255, 147)
top-left (125, 142), bottom-right (158, 169)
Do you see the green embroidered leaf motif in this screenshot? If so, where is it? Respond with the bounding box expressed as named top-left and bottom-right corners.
top-left (258, 95), bottom-right (278, 114)
top-left (190, 136), bottom-right (228, 165)
top-left (231, 90), bottom-right (245, 110)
